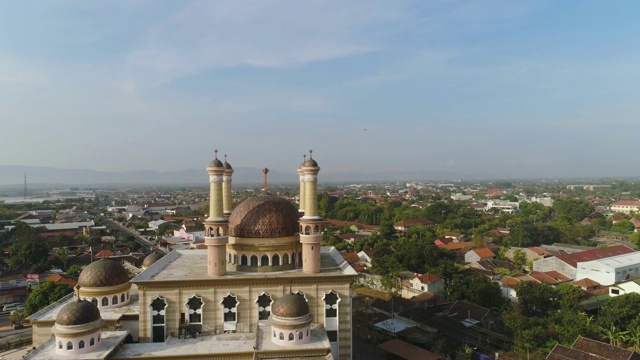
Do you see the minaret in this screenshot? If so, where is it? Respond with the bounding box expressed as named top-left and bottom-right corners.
top-left (297, 155), bottom-right (306, 215)
top-left (205, 150), bottom-right (228, 276)
top-left (223, 154), bottom-right (234, 218)
top-left (299, 150), bottom-right (322, 273)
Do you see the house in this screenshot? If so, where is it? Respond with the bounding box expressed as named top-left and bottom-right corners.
top-left (378, 339), bottom-right (444, 360)
top-left (484, 200), bottom-right (519, 214)
top-left (533, 245), bottom-right (636, 280)
top-left (610, 200), bottom-right (640, 214)
top-left (608, 213), bottom-right (626, 224)
top-left (575, 251), bottom-right (640, 286)
top-left (439, 300), bottom-right (498, 330)
top-left (547, 336), bottom-right (640, 360)
top-left (573, 278), bottom-right (602, 292)
top-left (609, 278), bottom-right (640, 297)
top-left (464, 248), bottom-right (495, 263)
top-left (631, 218), bottom-right (640, 232)
top-left (500, 275), bottom-right (538, 301)
top-left (408, 273), bottom-right (444, 295)
top-left (394, 218), bottom-right (434, 233)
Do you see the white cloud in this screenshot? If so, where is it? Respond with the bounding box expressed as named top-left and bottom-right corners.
top-left (123, 0), bottom-right (393, 83)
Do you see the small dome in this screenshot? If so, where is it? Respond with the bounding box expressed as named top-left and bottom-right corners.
top-left (229, 194), bottom-right (300, 238)
top-left (209, 158), bottom-right (223, 168)
top-left (142, 252), bottom-right (163, 268)
top-left (302, 158), bottom-right (318, 167)
top-left (223, 161), bottom-right (233, 170)
top-left (56, 300), bottom-right (101, 326)
top-left (271, 293), bottom-right (309, 318)
top-left (78, 259), bottom-right (130, 288)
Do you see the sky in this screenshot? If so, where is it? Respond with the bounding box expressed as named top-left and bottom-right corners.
top-left (1, 1), bottom-right (640, 179)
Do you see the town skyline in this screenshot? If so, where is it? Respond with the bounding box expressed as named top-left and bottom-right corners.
top-left (2, 1), bottom-right (640, 179)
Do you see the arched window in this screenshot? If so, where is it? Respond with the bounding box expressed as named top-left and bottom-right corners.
top-left (221, 294), bottom-right (238, 331)
top-left (279, 332), bottom-right (284, 340)
top-left (256, 293), bottom-right (272, 321)
top-left (112, 295), bottom-right (118, 305)
top-left (186, 295), bottom-right (204, 325)
top-left (79, 340), bottom-right (85, 349)
top-left (102, 297), bottom-right (108, 307)
top-left (98, 334), bottom-right (101, 342)
top-left (261, 254), bottom-right (269, 266)
top-left (150, 297), bottom-right (167, 342)
top-left (299, 331), bottom-right (303, 340)
top-left (91, 298), bottom-right (98, 306)
top-left (66, 342), bottom-right (73, 350)
top-left (90, 338), bottom-right (95, 346)
top-left (121, 293), bottom-right (126, 303)
top-left (273, 330), bottom-right (276, 338)
top-left (233, 254), bottom-right (238, 264)
top-left (289, 333), bottom-right (294, 341)
top-left (228, 253), bottom-right (232, 263)
top-left (272, 254), bottom-right (280, 266)
top-left (314, 225), bottom-right (320, 233)
top-left (324, 291), bottom-right (340, 344)
top-left (241, 254), bottom-right (248, 266)
top-left (250, 255), bottom-right (258, 266)
top-left (292, 252), bottom-right (297, 266)
top-left (304, 225), bottom-right (311, 235)
top-left (58, 341), bottom-right (62, 349)
top-left (283, 253), bottom-right (290, 265)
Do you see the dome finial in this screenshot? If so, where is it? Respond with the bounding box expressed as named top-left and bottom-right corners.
top-left (75, 285), bottom-right (81, 301)
top-left (262, 168), bottom-right (270, 193)
top-left (224, 154), bottom-right (227, 162)
top-left (215, 149), bottom-right (218, 159)
top-left (309, 149), bottom-right (313, 159)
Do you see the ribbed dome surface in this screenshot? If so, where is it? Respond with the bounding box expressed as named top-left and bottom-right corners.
top-left (142, 252), bottom-right (163, 268)
top-left (78, 259), bottom-right (130, 288)
top-left (302, 158), bottom-right (318, 167)
top-left (56, 300), bottom-right (101, 326)
top-left (208, 158), bottom-right (223, 168)
top-left (271, 293), bottom-right (309, 318)
top-left (229, 195), bottom-right (299, 238)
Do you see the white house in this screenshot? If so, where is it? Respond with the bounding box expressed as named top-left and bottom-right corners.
top-left (609, 278), bottom-right (640, 297)
top-left (485, 200), bottom-right (519, 214)
top-left (575, 252), bottom-right (640, 286)
top-left (409, 273), bottom-right (444, 294)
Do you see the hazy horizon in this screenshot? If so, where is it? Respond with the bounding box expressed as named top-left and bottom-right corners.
top-left (2, 1), bottom-right (640, 179)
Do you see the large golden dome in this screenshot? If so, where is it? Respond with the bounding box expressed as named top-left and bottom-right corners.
top-left (229, 194), bottom-right (299, 238)
top-left (56, 299), bottom-right (101, 326)
top-left (78, 259), bottom-right (130, 288)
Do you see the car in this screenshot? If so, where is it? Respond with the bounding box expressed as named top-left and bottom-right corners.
top-left (3, 303), bottom-right (25, 312)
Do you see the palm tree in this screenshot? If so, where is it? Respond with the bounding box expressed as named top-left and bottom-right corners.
top-left (627, 327), bottom-right (640, 353)
top-left (600, 323), bottom-right (629, 347)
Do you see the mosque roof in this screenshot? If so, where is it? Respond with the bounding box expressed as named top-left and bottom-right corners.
top-left (78, 259), bottom-right (130, 288)
top-left (56, 299), bottom-right (101, 326)
top-left (229, 194), bottom-right (299, 238)
top-left (142, 252), bottom-right (163, 268)
top-left (271, 292), bottom-right (310, 318)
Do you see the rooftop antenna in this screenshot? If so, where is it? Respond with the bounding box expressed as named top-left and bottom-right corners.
top-left (262, 168), bottom-right (269, 193)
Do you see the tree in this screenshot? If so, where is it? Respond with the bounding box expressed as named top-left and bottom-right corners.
top-left (66, 264), bottom-right (82, 277)
top-left (9, 240), bottom-right (49, 272)
top-left (598, 293), bottom-right (640, 331)
top-left (55, 248), bottom-right (70, 270)
top-left (24, 281), bottom-right (73, 315)
top-left (515, 281), bottom-right (559, 317)
top-left (9, 309), bottom-right (27, 328)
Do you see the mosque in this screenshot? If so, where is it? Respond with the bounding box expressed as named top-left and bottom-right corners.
top-left (27, 152), bottom-right (356, 359)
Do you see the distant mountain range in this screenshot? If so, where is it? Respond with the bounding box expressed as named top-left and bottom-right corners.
top-left (0, 165), bottom-right (469, 188)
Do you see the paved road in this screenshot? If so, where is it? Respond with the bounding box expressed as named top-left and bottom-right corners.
top-left (102, 219), bottom-right (168, 255)
top-left (0, 327), bottom-right (31, 344)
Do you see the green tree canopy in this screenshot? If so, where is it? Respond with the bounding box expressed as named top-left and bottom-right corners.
top-left (25, 281), bottom-right (73, 315)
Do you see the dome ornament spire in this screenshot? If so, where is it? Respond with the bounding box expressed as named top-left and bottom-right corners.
top-left (309, 149), bottom-right (313, 159)
top-left (75, 285), bottom-right (81, 301)
top-left (215, 149), bottom-right (218, 159)
top-left (262, 168), bottom-right (270, 193)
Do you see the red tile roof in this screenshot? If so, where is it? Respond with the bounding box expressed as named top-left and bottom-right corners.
top-left (528, 247), bottom-right (551, 256)
top-left (556, 245), bottom-right (635, 268)
top-left (415, 273), bottom-right (443, 284)
top-left (472, 248), bottom-right (495, 259)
